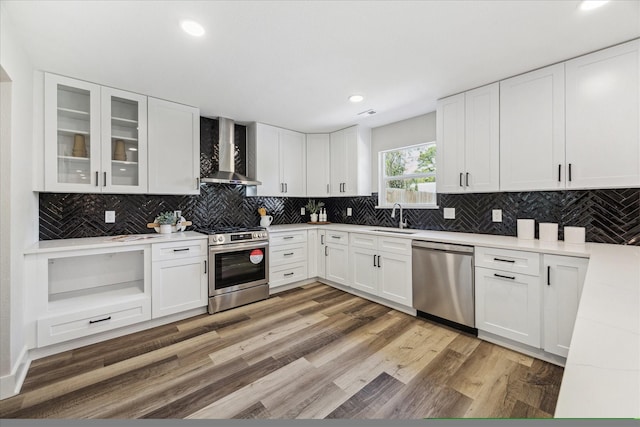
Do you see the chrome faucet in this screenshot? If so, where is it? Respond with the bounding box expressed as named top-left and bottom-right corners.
top-left (391, 203), bottom-right (408, 229)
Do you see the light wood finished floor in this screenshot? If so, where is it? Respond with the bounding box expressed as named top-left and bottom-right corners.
top-left (0, 283), bottom-right (563, 419)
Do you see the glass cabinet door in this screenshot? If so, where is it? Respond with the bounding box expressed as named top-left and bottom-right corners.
top-left (44, 73), bottom-right (101, 191)
top-left (101, 87), bottom-right (147, 193)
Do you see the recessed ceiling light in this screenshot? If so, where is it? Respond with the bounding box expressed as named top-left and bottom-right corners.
top-left (579, 0), bottom-right (609, 11)
top-left (180, 20), bottom-right (205, 37)
top-left (349, 95), bottom-right (364, 103)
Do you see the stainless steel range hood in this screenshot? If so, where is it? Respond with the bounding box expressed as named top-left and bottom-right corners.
top-left (200, 117), bottom-right (261, 185)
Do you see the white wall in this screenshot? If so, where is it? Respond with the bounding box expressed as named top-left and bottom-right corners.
top-left (0, 3), bottom-right (37, 399)
top-left (370, 112), bottom-right (436, 190)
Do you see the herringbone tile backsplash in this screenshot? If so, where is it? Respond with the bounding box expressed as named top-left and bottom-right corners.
top-left (40, 188), bottom-right (639, 245)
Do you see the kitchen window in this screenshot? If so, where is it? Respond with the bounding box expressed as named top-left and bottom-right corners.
top-left (378, 142), bottom-right (437, 208)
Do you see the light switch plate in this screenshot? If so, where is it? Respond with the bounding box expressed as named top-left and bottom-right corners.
top-left (301, 207), bottom-right (305, 215)
top-left (347, 207), bottom-right (352, 216)
top-left (443, 208), bottom-right (455, 220)
top-left (492, 209), bottom-right (502, 222)
top-left (105, 210), bottom-right (115, 223)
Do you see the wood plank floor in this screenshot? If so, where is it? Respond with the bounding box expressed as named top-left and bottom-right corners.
top-left (0, 283), bottom-right (563, 419)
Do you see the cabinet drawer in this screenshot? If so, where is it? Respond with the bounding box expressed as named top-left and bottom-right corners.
top-left (152, 239), bottom-right (207, 261)
top-left (270, 243), bottom-right (308, 267)
top-left (270, 231), bottom-right (307, 246)
top-left (378, 236), bottom-right (411, 256)
top-left (37, 297), bottom-right (151, 347)
top-left (475, 246), bottom-right (540, 276)
top-left (325, 230), bottom-right (349, 246)
top-left (269, 262), bottom-right (308, 288)
top-left (350, 233), bottom-right (376, 249)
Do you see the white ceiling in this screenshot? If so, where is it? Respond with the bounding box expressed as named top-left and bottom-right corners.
top-left (3, 0), bottom-right (639, 133)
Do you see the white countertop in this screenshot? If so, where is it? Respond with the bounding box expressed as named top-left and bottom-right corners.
top-left (24, 231), bottom-right (207, 254)
top-left (269, 222), bottom-right (640, 417)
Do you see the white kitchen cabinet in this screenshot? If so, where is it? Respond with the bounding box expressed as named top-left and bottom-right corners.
top-left (436, 83), bottom-right (499, 193)
top-left (475, 248), bottom-right (541, 347)
top-left (349, 233), bottom-right (412, 306)
top-left (543, 255), bottom-right (588, 358)
top-left (147, 97), bottom-right (200, 195)
top-left (306, 134), bottom-right (331, 197)
top-left (26, 245), bottom-right (152, 347)
top-left (151, 240), bottom-right (207, 318)
top-left (269, 230), bottom-right (308, 289)
top-left (317, 229), bottom-right (326, 279)
top-left (44, 73), bottom-right (148, 193)
top-left (565, 40), bottom-right (640, 189)
top-left (252, 123), bottom-right (306, 197)
top-left (324, 230), bottom-right (349, 285)
top-left (500, 64), bottom-right (566, 191)
top-left (330, 126), bottom-right (371, 196)
top-left (307, 229), bottom-right (319, 278)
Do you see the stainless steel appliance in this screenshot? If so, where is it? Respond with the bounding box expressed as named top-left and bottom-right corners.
top-left (201, 226), bottom-right (269, 313)
top-left (412, 240), bottom-right (476, 334)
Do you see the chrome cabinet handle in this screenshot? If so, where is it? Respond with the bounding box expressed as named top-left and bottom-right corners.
top-left (494, 273), bottom-right (515, 280)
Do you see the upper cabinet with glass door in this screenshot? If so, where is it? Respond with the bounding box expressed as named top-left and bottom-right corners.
top-left (43, 73), bottom-right (148, 193)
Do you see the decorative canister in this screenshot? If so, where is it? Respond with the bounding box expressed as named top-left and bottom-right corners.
top-left (539, 223), bottom-right (558, 242)
top-left (72, 134), bottom-right (87, 157)
top-left (113, 140), bottom-right (126, 161)
top-left (517, 219), bottom-right (535, 240)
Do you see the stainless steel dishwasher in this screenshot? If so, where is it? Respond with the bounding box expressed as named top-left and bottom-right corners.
top-left (412, 240), bottom-right (476, 334)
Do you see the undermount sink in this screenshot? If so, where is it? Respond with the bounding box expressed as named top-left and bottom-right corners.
top-left (371, 228), bottom-right (418, 234)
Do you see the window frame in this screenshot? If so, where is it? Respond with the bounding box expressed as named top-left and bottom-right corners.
top-left (377, 141), bottom-right (439, 209)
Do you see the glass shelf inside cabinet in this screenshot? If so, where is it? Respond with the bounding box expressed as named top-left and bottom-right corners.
top-left (110, 96), bottom-right (139, 187)
top-left (56, 84), bottom-right (93, 184)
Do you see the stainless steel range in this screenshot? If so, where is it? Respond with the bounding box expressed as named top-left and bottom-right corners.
top-left (200, 226), bottom-right (269, 314)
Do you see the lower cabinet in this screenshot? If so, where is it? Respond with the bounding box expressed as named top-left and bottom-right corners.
top-left (324, 231), bottom-right (349, 285)
top-left (543, 254), bottom-right (588, 357)
top-left (350, 233), bottom-right (412, 307)
top-left (268, 230), bottom-right (308, 290)
top-left (151, 240), bottom-right (208, 318)
top-left (475, 268), bottom-right (541, 347)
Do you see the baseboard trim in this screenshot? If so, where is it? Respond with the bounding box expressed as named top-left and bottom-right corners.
top-left (478, 330), bottom-right (567, 367)
top-left (0, 345), bottom-right (30, 400)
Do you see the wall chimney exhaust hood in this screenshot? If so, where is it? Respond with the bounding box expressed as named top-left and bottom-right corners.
top-left (200, 117), bottom-right (261, 186)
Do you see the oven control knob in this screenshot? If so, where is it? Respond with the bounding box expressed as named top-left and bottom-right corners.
top-left (252, 232), bottom-right (257, 238)
top-left (260, 232), bottom-right (266, 238)
top-left (217, 235), bottom-right (224, 243)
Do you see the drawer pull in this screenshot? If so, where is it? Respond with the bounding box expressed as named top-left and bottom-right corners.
top-left (284, 252), bottom-right (294, 256)
top-left (89, 316), bottom-right (112, 324)
top-left (173, 248), bottom-right (190, 252)
top-left (494, 273), bottom-right (515, 280)
top-left (494, 257), bottom-right (515, 263)
top-left (331, 235), bottom-right (341, 239)
top-left (284, 272), bottom-right (295, 277)
top-left (283, 236), bottom-right (294, 240)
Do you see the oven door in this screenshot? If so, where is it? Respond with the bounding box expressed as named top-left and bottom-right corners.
top-left (209, 241), bottom-right (269, 296)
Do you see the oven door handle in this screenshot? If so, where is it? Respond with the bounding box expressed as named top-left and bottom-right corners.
top-left (209, 241), bottom-right (269, 253)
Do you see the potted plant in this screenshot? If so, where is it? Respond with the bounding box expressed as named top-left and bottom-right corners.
top-left (305, 199), bottom-right (325, 222)
top-left (156, 211), bottom-right (176, 234)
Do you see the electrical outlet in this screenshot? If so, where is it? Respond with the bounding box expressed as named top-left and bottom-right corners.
top-left (347, 207), bottom-right (352, 216)
top-left (443, 208), bottom-right (455, 220)
top-left (105, 210), bottom-right (115, 223)
top-left (301, 207), bottom-right (305, 215)
top-left (492, 209), bottom-right (503, 222)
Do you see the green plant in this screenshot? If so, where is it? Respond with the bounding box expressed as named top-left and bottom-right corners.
top-left (156, 211), bottom-right (176, 225)
top-left (304, 199), bottom-right (325, 214)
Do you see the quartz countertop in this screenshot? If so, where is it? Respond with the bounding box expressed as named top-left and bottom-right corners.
top-left (24, 231), bottom-right (207, 254)
top-left (268, 222), bottom-right (639, 417)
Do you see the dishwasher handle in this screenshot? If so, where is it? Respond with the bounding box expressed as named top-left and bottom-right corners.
top-left (412, 240), bottom-right (474, 255)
